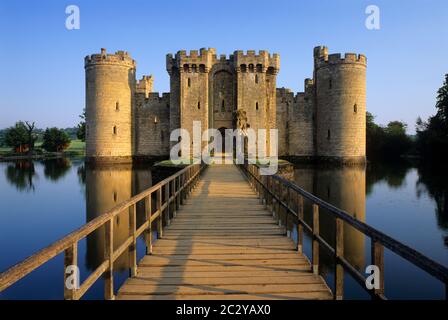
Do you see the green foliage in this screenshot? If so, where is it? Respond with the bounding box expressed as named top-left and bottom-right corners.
top-left (382, 121), bottom-right (413, 159)
top-left (4, 122), bottom-right (29, 153)
top-left (366, 113), bottom-right (413, 160)
top-left (77, 109), bottom-right (86, 142)
top-left (415, 74), bottom-right (448, 161)
top-left (42, 127), bottom-right (71, 152)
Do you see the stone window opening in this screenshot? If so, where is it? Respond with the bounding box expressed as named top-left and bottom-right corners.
top-left (113, 192), bottom-right (117, 202)
top-left (221, 100), bottom-right (225, 112)
top-left (154, 116), bottom-right (158, 124)
top-left (255, 74), bottom-right (258, 84)
top-left (115, 101), bottom-right (119, 111)
top-left (192, 64), bottom-right (197, 73)
top-left (197, 101), bottom-right (201, 110)
top-left (183, 64), bottom-right (189, 72)
top-left (327, 129), bottom-right (331, 140)
top-left (354, 103), bottom-right (358, 114)
top-left (187, 78), bottom-right (191, 87)
top-left (329, 79), bottom-right (332, 89)
top-left (240, 64), bottom-right (247, 73)
top-left (199, 64), bottom-right (205, 73)
top-left (249, 64), bottom-right (254, 73)
top-left (256, 102), bottom-right (259, 111)
top-left (113, 126), bottom-right (117, 135)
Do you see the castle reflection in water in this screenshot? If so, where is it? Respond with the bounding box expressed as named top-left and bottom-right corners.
top-left (290, 165), bottom-right (366, 275)
top-left (83, 162), bottom-right (176, 273)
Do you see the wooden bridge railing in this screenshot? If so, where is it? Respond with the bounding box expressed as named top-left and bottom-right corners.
top-left (0, 163), bottom-right (204, 300)
top-left (240, 163), bottom-right (448, 300)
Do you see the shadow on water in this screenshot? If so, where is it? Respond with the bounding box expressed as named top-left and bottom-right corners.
top-left (4, 160), bottom-right (37, 192)
top-left (366, 159), bottom-right (413, 195)
top-left (41, 158), bottom-right (72, 182)
top-left (416, 162), bottom-right (448, 240)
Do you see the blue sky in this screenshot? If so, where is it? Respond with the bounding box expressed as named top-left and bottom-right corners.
top-left (0, 0), bottom-right (447, 132)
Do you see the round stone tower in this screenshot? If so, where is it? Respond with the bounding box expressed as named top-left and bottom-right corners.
top-left (314, 46), bottom-right (367, 164)
top-left (85, 48), bottom-right (136, 162)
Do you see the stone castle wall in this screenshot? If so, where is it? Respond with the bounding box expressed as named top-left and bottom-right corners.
top-left (85, 46), bottom-right (366, 163)
top-left (314, 46), bottom-right (367, 162)
top-left (85, 49), bottom-right (135, 161)
top-left (134, 92), bottom-right (170, 158)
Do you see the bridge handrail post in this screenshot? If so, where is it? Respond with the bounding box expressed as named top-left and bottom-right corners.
top-left (145, 195), bottom-right (153, 255)
top-left (157, 187), bottom-right (163, 239)
top-left (63, 242), bottom-right (78, 300)
top-left (165, 183), bottom-right (170, 226)
top-left (297, 194), bottom-right (304, 253)
top-left (371, 239), bottom-right (385, 298)
top-left (104, 219), bottom-right (114, 300)
top-left (129, 204), bottom-right (137, 277)
top-left (312, 204), bottom-right (319, 275)
top-left (335, 217), bottom-right (344, 300)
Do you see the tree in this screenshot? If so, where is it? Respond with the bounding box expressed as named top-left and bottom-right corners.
top-left (4, 122), bottom-right (29, 153)
top-left (382, 121), bottom-right (413, 159)
top-left (77, 109), bottom-right (86, 142)
top-left (24, 121), bottom-right (37, 153)
top-left (435, 74), bottom-right (448, 129)
top-left (42, 128), bottom-right (71, 152)
top-left (415, 74), bottom-right (448, 160)
top-left (366, 112), bottom-right (385, 159)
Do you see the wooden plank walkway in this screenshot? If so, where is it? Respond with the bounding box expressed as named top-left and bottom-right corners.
top-left (117, 164), bottom-right (332, 300)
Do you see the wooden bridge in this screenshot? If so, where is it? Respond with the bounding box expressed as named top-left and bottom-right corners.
top-left (117, 164), bottom-right (331, 300)
top-left (1, 162), bottom-right (447, 300)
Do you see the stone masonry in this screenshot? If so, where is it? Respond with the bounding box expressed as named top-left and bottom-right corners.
top-left (85, 46), bottom-right (366, 163)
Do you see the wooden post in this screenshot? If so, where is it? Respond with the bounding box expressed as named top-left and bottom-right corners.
top-left (104, 219), bottom-right (114, 300)
top-left (63, 242), bottom-right (78, 300)
top-left (172, 180), bottom-right (177, 218)
top-left (297, 194), bottom-right (304, 253)
top-left (176, 176), bottom-right (181, 209)
top-left (165, 183), bottom-right (170, 226)
top-left (371, 240), bottom-right (385, 298)
top-left (312, 204), bottom-right (319, 275)
top-left (285, 187), bottom-right (290, 237)
top-left (157, 187), bottom-right (163, 239)
top-left (335, 217), bottom-right (344, 300)
top-left (129, 205), bottom-right (137, 277)
top-left (145, 195), bottom-right (152, 255)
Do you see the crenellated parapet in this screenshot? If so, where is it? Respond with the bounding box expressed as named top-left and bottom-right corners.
top-left (85, 48), bottom-right (136, 69)
top-left (135, 75), bottom-right (154, 98)
top-left (166, 48), bottom-right (216, 74)
top-left (135, 92), bottom-right (170, 106)
top-left (233, 50), bottom-right (280, 74)
top-left (314, 46), bottom-right (366, 70)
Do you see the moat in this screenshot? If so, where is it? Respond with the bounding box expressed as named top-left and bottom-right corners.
top-left (0, 158), bottom-right (447, 299)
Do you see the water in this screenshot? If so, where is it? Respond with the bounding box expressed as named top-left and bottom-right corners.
top-left (0, 158), bottom-right (447, 299)
top-left (0, 158), bottom-right (179, 300)
top-left (286, 161), bottom-right (448, 299)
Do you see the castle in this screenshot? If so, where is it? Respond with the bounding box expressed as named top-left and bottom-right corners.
top-left (84, 46), bottom-right (366, 163)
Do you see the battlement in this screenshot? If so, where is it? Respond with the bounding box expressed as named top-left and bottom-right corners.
top-left (85, 48), bottom-right (136, 68)
top-left (135, 92), bottom-right (170, 105)
top-left (136, 75), bottom-right (154, 98)
top-left (234, 50), bottom-right (280, 72)
top-left (166, 48), bottom-right (216, 72)
top-left (304, 78), bottom-right (314, 94)
top-left (314, 46), bottom-right (366, 69)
